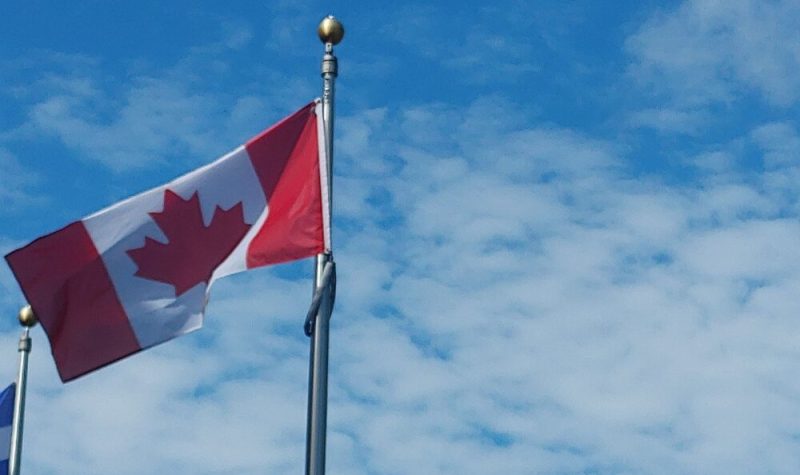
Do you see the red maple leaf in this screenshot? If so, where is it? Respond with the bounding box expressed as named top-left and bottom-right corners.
top-left (127, 189), bottom-right (252, 296)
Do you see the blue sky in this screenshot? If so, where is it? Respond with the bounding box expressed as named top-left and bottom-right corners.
top-left (2, 0), bottom-right (800, 473)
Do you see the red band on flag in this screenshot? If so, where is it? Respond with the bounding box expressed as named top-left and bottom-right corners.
top-left (5, 222), bottom-right (140, 381)
top-left (245, 102), bottom-right (324, 267)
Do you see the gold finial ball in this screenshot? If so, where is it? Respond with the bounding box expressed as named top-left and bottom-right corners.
top-left (318, 15), bottom-right (344, 45)
top-left (18, 305), bottom-right (38, 328)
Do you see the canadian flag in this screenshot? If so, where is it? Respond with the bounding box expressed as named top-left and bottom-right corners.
top-left (5, 100), bottom-right (330, 382)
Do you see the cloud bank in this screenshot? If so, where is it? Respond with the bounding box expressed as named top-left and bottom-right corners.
top-left (0, 1), bottom-right (799, 474)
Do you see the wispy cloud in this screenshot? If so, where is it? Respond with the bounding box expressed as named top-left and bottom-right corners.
top-left (751, 122), bottom-right (800, 169)
top-left (27, 75), bottom-right (219, 171)
top-left (4, 38), bottom-right (316, 173)
top-left (381, 3), bottom-right (542, 84)
top-left (318, 97), bottom-right (800, 473)
top-left (626, 0), bottom-right (800, 108)
top-left (627, 107), bottom-right (709, 135)
top-left (0, 148), bottom-right (42, 214)
top-left (4, 95), bottom-right (800, 474)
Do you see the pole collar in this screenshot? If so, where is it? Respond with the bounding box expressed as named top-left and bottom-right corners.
top-left (17, 335), bottom-right (31, 353)
top-left (322, 54), bottom-right (338, 76)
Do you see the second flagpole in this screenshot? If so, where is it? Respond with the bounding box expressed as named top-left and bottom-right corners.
top-left (9, 305), bottom-right (37, 475)
top-left (305, 15), bottom-right (343, 475)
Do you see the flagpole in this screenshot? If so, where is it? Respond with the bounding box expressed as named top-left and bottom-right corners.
top-left (9, 305), bottom-right (36, 475)
top-left (306, 15), bottom-right (343, 475)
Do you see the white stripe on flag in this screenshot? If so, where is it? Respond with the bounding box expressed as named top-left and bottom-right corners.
top-left (83, 145), bottom-right (268, 348)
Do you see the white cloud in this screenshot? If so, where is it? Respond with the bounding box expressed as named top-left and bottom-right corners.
top-left (2, 94), bottom-right (800, 474)
top-left (626, 0), bottom-right (800, 108)
top-left (28, 76), bottom-right (219, 171)
top-left (627, 107), bottom-right (708, 135)
top-left (317, 100), bottom-right (800, 474)
top-left (9, 43), bottom-right (315, 173)
top-left (0, 238), bottom-right (30, 313)
top-left (751, 122), bottom-right (800, 169)
top-left (0, 148), bottom-right (41, 214)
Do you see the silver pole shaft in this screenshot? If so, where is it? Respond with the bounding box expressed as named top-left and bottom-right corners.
top-left (9, 328), bottom-right (31, 475)
top-left (305, 40), bottom-right (338, 475)
top-left (306, 254), bottom-right (332, 475)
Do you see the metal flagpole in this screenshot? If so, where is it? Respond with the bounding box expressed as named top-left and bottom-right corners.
top-left (305, 15), bottom-right (343, 475)
top-left (9, 305), bottom-right (37, 475)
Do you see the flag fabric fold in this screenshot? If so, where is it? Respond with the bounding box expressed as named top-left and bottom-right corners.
top-left (0, 382), bottom-right (14, 473)
top-left (5, 100), bottom-right (330, 382)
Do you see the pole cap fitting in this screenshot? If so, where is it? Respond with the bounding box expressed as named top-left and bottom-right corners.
top-left (318, 15), bottom-right (344, 45)
top-left (18, 305), bottom-right (38, 328)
